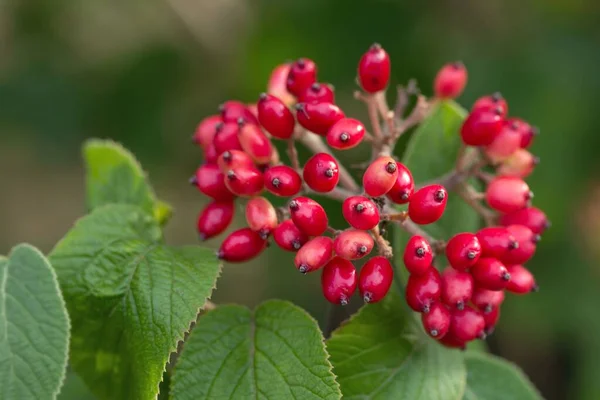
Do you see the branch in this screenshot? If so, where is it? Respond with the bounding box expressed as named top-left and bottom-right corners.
top-left (457, 183), bottom-right (497, 226)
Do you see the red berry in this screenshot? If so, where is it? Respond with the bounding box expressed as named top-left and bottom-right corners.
top-left (460, 109), bottom-right (504, 146)
top-left (359, 256), bottom-right (394, 303)
top-left (406, 267), bottom-right (442, 313)
top-left (485, 176), bottom-right (532, 213)
top-left (267, 63), bottom-right (295, 107)
top-left (193, 115), bottom-right (222, 149)
top-left (357, 43), bottom-right (391, 93)
top-left (438, 331), bottom-right (466, 349)
top-left (508, 117), bottom-right (538, 149)
top-left (273, 219), bottom-right (309, 252)
top-left (333, 229), bottom-right (374, 260)
top-left (286, 58), bottom-right (317, 96)
top-left (294, 236), bottom-right (333, 273)
top-left (440, 267), bottom-right (474, 310)
top-left (363, 156), bottom-right (399, 197)
top-left (197, 200), bottom-right (234, 240)
top-left (326, 118), bottom-right (366, 150)
top-left (503, 225), bottom-right (538, 265)
top-left (296, 102), bottom-right (345, 136)
top-left (472, 92), bottom-right (508, 117)
top-left (289, 196), bottom-right (329, 236)
top-left (257, 93), bottom-right (296, 139)
top-left (449, 306), bottom-right (485, 342)
top-left (497, 149), bottom-right (538, 179)
top-left (298, 82), bottom-right (335, 104)
top-left (386, 162), bottom-right (414, 204)
top-left (471, 258), bottom-right (511, 291)
top-left (445, 232), bottom-right (481, 270)
top-left (408, 184), bottom-right (448, 225)
top-left (499, 207), bottom-right (550, 235)
top-left (403, 235), bottom-right (433, 275)
top-left (217, 150), bottom-right (254, 173)
top-left (342, 196), bottom-right (380, 230)
top-left (203, 142), bottom-right (218, 164)
top-left (483, 306), bottom-right (501, 335)
top-left (217, 228), bottom-right (267, 262)
top-left (224, 165), bottom-right (264, 197)
top-left (213, 121), bottom-right (243, 155)
top-left (238, 121), bottom-right (273, 164)
top-left (303, 153), bottom-right (340, 193)
top-left (245, 196), bottom-right (278, 239)
top-left (321, 257), bottom-right (357, 305)
top-left (476, 227), bottom-right (519, 263)
top-left (506, 264), bottom-right (537, 294)
top-left (219, 100), bottom-right (258, 125)
top-left (263, 165), bottom-right (302, 197)
top-left (192, 164), bottom-right (234, 201)
top-left (422, 303), bottom-right (451, 339)
top-left (246, 103), bottom-right (258, 120)
top-left (434, 62), bottom-right (468, 99)
top-left (485, 121), bottom-right (522, 163)
top-left (472, 288), bottom-right (505, 314)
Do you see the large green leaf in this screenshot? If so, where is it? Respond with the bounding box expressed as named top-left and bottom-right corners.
top-left (83, 139), bottom-right (173, 225)
top-left (171, 300), bottom-right (341, 400)
top-left (463, 353), bottom-right (542, 399)
top-left (49, 204), bottom-right (221, 400)
top-left (327, 293), bottom-right (466, 400)
top-left (0, 244), bottom-right (70, 400)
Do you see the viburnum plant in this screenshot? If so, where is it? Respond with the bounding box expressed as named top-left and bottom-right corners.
top-left (0, 43), bottom-right (546, 400)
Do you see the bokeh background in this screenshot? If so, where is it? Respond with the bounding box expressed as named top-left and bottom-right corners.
top-left (1, 1), bottom-right (599, 399)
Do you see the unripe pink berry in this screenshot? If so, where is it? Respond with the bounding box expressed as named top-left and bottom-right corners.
top-left (245, 197), bottom-right (278, 239)
top-left (296, 102), bottom-right (345, 136)
top-left (219, 100), bottom-right (258, 125)
top-left (224, 165), bottom-right (264, 197)
top-left (358, 43), bottom-right (391, 93)
top-left (440, 267), bottom-right (474, 310)
top-left (289, 197), bottom-right (328, 236)
top-left (434, 62), bottom-right (468, 99)
top-left (472, 93), bottom-right (508, 117)
top-left (294, 236), bottom-right (333, 273)
top-left (321, 257), bottom-right (357, 305)
top-left (257, 93), bottom-right (296, 139)
top-left (197, 200), bottom-right (234, 240)
top-left (263, 165), bottom-right (302, 197)
top-left (286, 58), bottom-right (318, 97)
top-left (471, 257), bottom-right (511, 291)
top-left (217, 228), bottom-right (267, 262)
top-left (333, 229), bottom-right (374, 260)
top-left (449, 306), bottom-right (485, 342)
top-left (298, 82), bottom-right (335, 104)
top-left (509, 117), bottom-right (538, 149)
top-left (326, 118), bottom-right (366, 150)
top-left (363, 156), bottom-right (399, 197)
top-left (499, 207), bottom-right (550, 235)
top-left (406, 267), bottom-right (442, 313)
top-left (192, 163), bottom-right (235, 201)
top-left (497, 149), bottom-right (538, 179)
top-left (238, 121), bottom-right (273, 165)
top-left (408, 184), bottom-right (448, 225)
top-left (217, 150), bottom-right (254, 173)
top-left (359, 256), bottom-right (394, 303)
top-left (485, 121), bottom-right (522, 163)
top-left (403, 235), bottom-right (433, 275)
top-left (506, 264), bottom-right (537, 294)
top-left (342, 196), bottom-right (380, 230)
top-left (386, 162), bottom-right (414, 204)
top-left (472, 288), bottom-right (505, 314)
top-left (485, 176), bottom-right (532, 213)
top-left (303, 153), bottom-right (340, 193)
top-left (445, 232), bottom-right (481, 270)
top-left (267, 63), bottom-right (295, 107)
top-left (460, 109), bottom-right (504, 147)
top-left (193, 115), bottom-right (222, 149)
top-left (422, 303), bottom-right (451, 339)
top-left (273, 219), bottom-right (309, 252)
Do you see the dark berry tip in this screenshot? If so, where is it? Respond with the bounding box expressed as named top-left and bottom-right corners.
top-left (340, 297), bottom-right (348, 306)
top-left (466, 250), bottom-right (477, 260)
top-left (358, 245), bottom-right (368, 254)
top-left (258, 229), bottom-right (270, 240)
top-left (271, 177), bottom-right (281, 188)
top-left (533, 156), bottom-right (541, 165)
top-left (216, 250), bottom-right (224, 260)
top-left (258, 92), bottom-right (268, 101)
top-left (526, 190), bottom-right (534, 200)
top-left (544, 220), bottom-right (552, 230)
top-left (478, 331), bottom-right (487, 340)
top-left (226, 170), bottom-right (236, 180)
top-left (199, 233), bottom-right (207, 242)
top-left (422, 304), bottom-right (431, 313)
top-left (355, 203), bottom-right (365, 213)
top-left (434, 189), bottom-right (446, 202)
top-left (298, 264), bottom-right (308, 274)
top-left (430, 329), bottom-right (439, 337)
top-left (294, 103), bottom-right (305, 110)
top-left (531, 284), bottom-right (540, 292)
top-left (363, 292), bottom-right (372, 303)
top-left (385, 162), bottom-right (397, 174)
top-left (456, 301), bottom-right (465, 310)
top-left (493, 106), bottom-right (504, 116)
top-left (340, 132), bottom-right (350, 142)
top-left (222, 151), bottom-right (233, 161)
top-left (215, 121), bottom-right (225, 132)
top-left (370, 43), bottom-right (382, 50)
top-left (484, 304), bottom-right (493, 314)
top-left (491, 92), bottom-right (503, 101)
top-left (415, 247), bottom-right (426, 257)
top-left (485, 327), bottom-right (496, 336)
top-left (325, 168), bottom-right (335, 178)
top-left (508, 240), bottom-right (519, 250)
top-left (510, 120), bottom-right (519, 130)
top-left (502, 271), bottom-right (512, 281)
top-left (292, 240), bottom-right (302, 250)
top-left (533, 234), bottom-right (542, 243)
top-left (452, 61), bottom-right (465, 69)
top-left (401, 192), bottom-right (410, 201)
top-left (289, 200), bottom-right (299, 211)
top-left (310, 82), bottom-right (320, 91)
top-left (189, 176), bottom-right (198, 185)
top-left (296, 58), bottom-right (306, 68)
top-left (236, 117), bottom-right (246, 126)
top-left (218, 103), bottom-right (226, 113)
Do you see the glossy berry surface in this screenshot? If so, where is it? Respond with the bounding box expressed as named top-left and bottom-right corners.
top-left (217, 228), bottom-right (266, 262)
top-left (472, 93), bottom-right (508, 117)
top-left (333, 229), bottom-right (374, 260)
top-left (506, 264), bottom-right (537, 294)
top-left (363, 156), bottom-right (399, 197)
top-left (486, 176), bottom-right (532, 213)
top-left (197, 200), bottom-right (234, 240)
top-left (264, 166), bottom-right (302, 197)
top-left (321, 257), bottom-right (357, 305)
top-left (510, 117), bottom-right (538, 149)
top-left (289, 197), bottom-right (329, 236)
top-left (441, 267), bottom-right (474, 310)
top-left (406, 267), bottom-right (442, 313)
top-left (434, 62), bottom-right (468, 99)
top-left (422, 303), bottom-right (451, 339)
top-left (342, 196), bottom-right (380, 230)
top-left (213, 121), bottom-right (243, 155)
top-left (503, 224), bottom-right (538, 265)
top-left (386, 162), bottom-right (414, 204)
top-left (224, 166), bottom-right (264, 197)
top-left (408, 184), bottom-right (448, 225)
top-left (483, 307), bottom-right (501, 334)
top-left (445, 232), bottom-right (481, 270)
top-left (472, 288), bottom-right (505, 314)
top-left (245, 197), bottom-right (278, 239)
top-left (193, 114), bottom-right (221, 149)
top-left (193, 164), bottom-right (234, 201)
top-left (499, 207), bottom-right (550, 235)
top-left (303, 153), bottom-right (340, 193)
top-left (267, 63), bottom-right (294, 106)
top-left (219, 100), bottom-right (259, 125)
top-left (485, 121), bottom-right (522, 163)
top-left (358, 256), bottom-right (394, 303)
top-left (460, 109), bottom-right (504, 146)
top-left (203, 143), bottom-right (218, 164)
top-left (358, 43), bottom-right (391, 93)
top-left (497, 149), bottom-right (538, 179)
top-left (438, 331), bottom-right (466, 349)
top-left (403, 235), bottom-right (433, 275)
top-left (471, 258), bottom-right (511, 291)
top-left (294, 236), bottom-right (333, 273)
top-left (296, 102), bottom-right (345, 136)
top-left (286, 58), bottom-right (318, 96)
top-left (298, 82), bottom-right (335, 104)
top-left (273, 220), bottom-right (309, 252)
top-left (238, 122), bottom-right (273, 164)
top-left (217, 149), bottom-right (254, 173)
top-left (449, 306), bottom-right (485, 342)
top-left (326, 118), bottom-right (366, 150)
top-left (257, 93), bottom-right (296, 139)
top-left (476, 227), bottom-right (519, 262)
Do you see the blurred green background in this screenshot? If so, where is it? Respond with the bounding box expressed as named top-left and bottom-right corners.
top-left (1, 1), bottom-right (599, 399)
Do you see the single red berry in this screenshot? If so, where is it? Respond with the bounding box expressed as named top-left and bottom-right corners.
top-left (294, 236), bottom-right (333, 273)
top-left (486, 176), bottom-right (532, 214)
top-left (303, 153), bottom-right (340, 193)
top-left (333, 229), bottom-right (374, 260)
top-left (224, 165), bottom-right (264, 197)
top-left (298, 82), bottom-right (335, 104)
top-left (449, 306), bottom-right (486, 342)
top-left (460, 109), bottom-right (504, 146)
top-left (422, 303), bottom-right (451, 339)
top-left (296, 102), bottom-right (345, 136)
top-left (408, 184), bottom-right (448, 225)
top-left (193, 115), bottom-right (222, 149)
top-left (485, 120), bottom-right (522, 163)
top-left (508, 117), bottom-right (538, 149)
top-left (445, 232), bottom-right (481, 270)
top-left (472, 92), bottom-right (508, 117)
top-left (326, 118), bottom-right (366, 150)
top-left (273, 219), bottom-right (309, 252)
top-left (403, 235), bottom-right (433, 275)
top-left (359, 256), bottom-right (394, 303)
top-left (197, 200), bottom-right (234, 240)
top-left (217, 149), bottom-right (255, 173)
top-left (267, 63), bottom-right (295, 107)
top-left (263, 165), bottom-right (302, 197)
top-left (217, 228), bottom-right (267, 262)
top-left (471, 257), bottom-right (511, 291)
top-left (203, 142), bottom-right (218, 164)
top-left (433, 62), bottom-right (468, 99)
top-left (219, 100), bottom-right (259, 125)
top-left (257, 93), bottom-right (296, 139)
top-left (237, 121), bottom-right (273, 164)
top-left (499, 207), bottom-right (550, 235)
top-left (437, 331), bottom-right (466, 349)
top-left (363, 156), bottom-right (399, 197)
top-left (472, 287), bottom-right (505, 314)
top-left (286, 58), bottom-right (318, 96)
top-left (289, 197), bottom-right (329, 236)
top-left (342, 196), bottom-right (380, 230)
top-left (357, 43), bottom-right (391, 93)
top-left (497, 149), bottom-right (538, 179)
top-left (386, 162), bottom-right (414, 204)
top-left (506, 264), bottom-right (537, 294)
top-left (503, 225), bottom-right (538, 265)
top-left (245, 196), bottom-right (278, 239)
top-left (440, 267), bottom-right (474, 310)
top-left (483, 306), bottom-right (501, 335)
top-left (192, 163), bottom-right (235, 201)
top-left (476, 227), bottom-right (519, 263)
top-left (321, 257), bottom-right (357, 305)
top-left (405, 267), bottom-right (442, 313)
top-left (213, 121), bottom-right (243, 155)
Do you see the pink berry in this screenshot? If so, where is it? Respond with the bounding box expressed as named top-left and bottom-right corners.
top-left (263, 165), bottom-right (302, 197)
top-left (440, 267), bottom-right (474, 310)
top-left (506, 264), bottom-right (537, 294)
top-left (273, 219), bottom-right (309, 252)
top-left (286, 58), bottom-right (318, 97)
top-left (321, 257), bottom-right (357, 305)
top-left (298, 82), bottom-right (335, 104)
top-left (497, 149), bottom-right (538, 179)
top-left (438, 331), bottom-right (466, 349)
top-left (359, 256), bottom-right (394, 303)
top-left (503, 225), bottom-right (538, 265)
top-left (342, 196), bottom-right (380, 230)
top-left (486, 176), bottom-right (532, 213)
top-left (386, 162), bottom-right (414, 204)
top-left (217, 228), bottom-right (267, 262)
top-left (357, 43), bottom-right (391, 93)
top-left (483, 306), bottom-right (501, 334)
top-left (213, 121), bottom-right (243, 155)
top-left (403, 235), bottom-right (433, 275)
top-left (485, 121), bottom-right (522, 163)
top-left (197, 200), bottom-right (234, 240)
top-left (238, 121), bottom-right (273, 165)
top-left (245, 197), bottom-right (278, 239)
top-left (203, 143), bottom-right (218, 164)
top-left (460, 109), bottom-right (504, 146)
top-left (499, 207), bottom-right (550, 235)
top-left (333, 229), bottom-right (374, 260)
top-left (434, 62), bottom-right (468, 99)
top-left (449, 306), bottom-right (485, 342)
top-left (476, 227), bottom-right (519, 264)
top-left (192, 164), bottom-right (234, 201)
top-left (257, 93), bottom-right (296, 139)
top-left (219, 100), bottom-right (258, 125)
top-left (445, 232), bottom-right (481, 270)
top-left (472, 288), bottom-right (505, 314)
top-left (362, 156), bottom-right (399, 197)
top-left (471, 258), bottom-right (511, 291)
top-left (217, 149), bottom-right (254, 173)
top-left (267, 63), bottom-right (295, 107)
top-left (422, 303), bottom-right (451, 339)
top-left (472, 92), bottom-right (508, 117)
top-left (294, 236), bottom-right (333, 273)
top-left (303, 153), bottom-right (340, 193)
top-left (408, 184), bottom-right (448, 225)
top-left (509, 117), bottom-right (538, 149)
top-left (224, 165), bottom-right (264, 197)
top-left (193, 115), bottom-right (222, 149)
top-left (296, 102), bottom-right (345, 136)
top-left (289, 197), bottom-right (328, 236)
top-left (326, 118), bottom-right (366, 150)
top-left (406, 267), bottom-right (442, 313)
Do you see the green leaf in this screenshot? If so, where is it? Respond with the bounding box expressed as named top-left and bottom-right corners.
top-left (49, 204), bottom-right (221, 400)
top-left (463, 352), bottom-right (542, 400)
top-left (327, 293), bottom-right (466, 400)
top-left (83, 139), bottom-right (173, 225)
top-left (171, 300), bottom-right (341, 400)
top-left (0, 244), bottom-right (70, 400)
